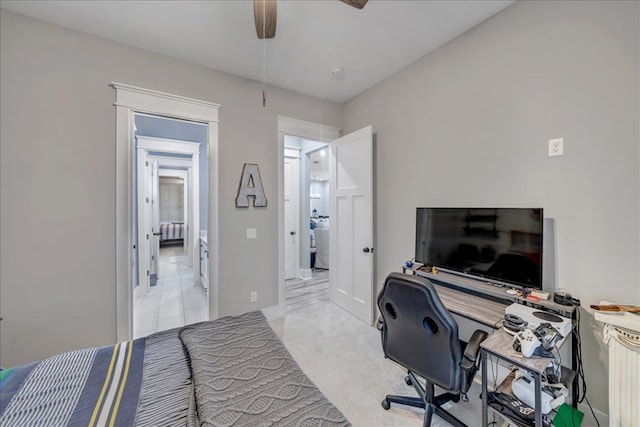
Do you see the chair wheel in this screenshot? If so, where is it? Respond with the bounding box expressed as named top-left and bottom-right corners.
top-left (404, 376), bottom-right (412, 386)
top-left (381, 398), bottom-right (391, 410)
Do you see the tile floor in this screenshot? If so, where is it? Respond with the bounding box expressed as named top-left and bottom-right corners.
top-left (133, 245), bottom-right (208, 338)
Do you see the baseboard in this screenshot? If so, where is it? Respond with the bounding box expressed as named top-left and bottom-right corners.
top-left (578, 402), bottom-right (608, 427)
top-left (262, 304), bottom-right (285, 322)
top-left (299, 269), bottom-right (312, 280)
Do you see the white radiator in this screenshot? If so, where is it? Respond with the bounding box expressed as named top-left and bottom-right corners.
top-left (596, 307), bottom-right (640, 427)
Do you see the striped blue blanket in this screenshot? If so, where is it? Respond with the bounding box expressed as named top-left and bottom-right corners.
top-left (0, 340), bottom-right (146, 426)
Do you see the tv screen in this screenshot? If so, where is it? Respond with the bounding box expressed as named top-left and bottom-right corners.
top-left (415, 208), bottom-right (543, 289)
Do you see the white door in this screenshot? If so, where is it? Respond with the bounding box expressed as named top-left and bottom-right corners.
top-left (136, 149), bottom-right (152, 293)
top-left (284, 149), bottom-right (300, 280)
top-left (329, 126), bottom-right (374, 324)
top-left (150, 160), bottom-right (160, 281)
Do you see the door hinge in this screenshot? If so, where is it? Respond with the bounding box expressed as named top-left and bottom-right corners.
top-left (146, 234), bottom-right (149, 240)
top-left (151, 255), bottom-right (154, 261)
top-left (145, 161), bottom-right (149, 167)
top-left (146, 197), bottom-right (149, 203)
top-left (146, 269), bottom-right (150, 276)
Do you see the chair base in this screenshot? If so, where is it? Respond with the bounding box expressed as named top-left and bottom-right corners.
top-left (381, 372), bottom-right (468, 427)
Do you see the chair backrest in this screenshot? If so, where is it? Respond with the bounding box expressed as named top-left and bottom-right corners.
top-left (378, 273), bottom-right (463, 392)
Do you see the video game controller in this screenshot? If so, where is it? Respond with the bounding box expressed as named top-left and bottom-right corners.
top-left (513, 328), bottom-right (540, 357)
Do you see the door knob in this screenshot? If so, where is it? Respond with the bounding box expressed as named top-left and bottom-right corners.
top-left (290, 231), bottom-right (296, 235)
top-left (153, 232), bottom-right (162, 236)
top-left (362, 247), bottom-right (370, 253)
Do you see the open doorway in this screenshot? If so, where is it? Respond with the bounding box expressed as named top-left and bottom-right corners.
top-left (113, 83), bottom-right (219, 342)
top-left (283, 142), bottom-right (330, 313)
top-left (278, 117), bottom-right (340, 315)
top-left (132, 114), bottom-right (209, 338)
top-left (277, 118), bottom-right (376, 325)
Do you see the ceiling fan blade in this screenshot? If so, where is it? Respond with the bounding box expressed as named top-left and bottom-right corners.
top-left (340, 0), bottom-right (368, 9)
top-left (254, 0), bottom-right (277, 39)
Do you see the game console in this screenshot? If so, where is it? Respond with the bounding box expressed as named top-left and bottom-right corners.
top-left (513, 329), bottom-right (540, 357)
top-left (505, 303), bottom-right (571, 337)
top-left (512, 370), bottom-right (567, 415)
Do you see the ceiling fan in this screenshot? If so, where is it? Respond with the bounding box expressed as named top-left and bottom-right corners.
top-left (254, 0), bottom-right (368, 39)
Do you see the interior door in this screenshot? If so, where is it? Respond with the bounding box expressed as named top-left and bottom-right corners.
top-left (136, 149), bottom-right (151, 293)
top-left (150, 160), bottom-right (160, 282)
top-left (284, 149), bottom-right (300, 280)
top-left (329, 126), bottom-right (374, 324)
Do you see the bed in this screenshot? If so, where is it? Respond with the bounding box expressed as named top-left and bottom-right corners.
top-left (159, 221), bottom-right (184, 246)
top-left (0, 311), bottom-right (350, 427)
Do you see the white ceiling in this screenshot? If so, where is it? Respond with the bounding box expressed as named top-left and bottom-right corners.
top-left (0, 0), bottom-right (515, 103)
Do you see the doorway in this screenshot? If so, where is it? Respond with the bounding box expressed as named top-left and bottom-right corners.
top-left (133, 116), bottom-right (209, 337)
top-left (277, 117), bottom-right (375, 325)
top-left (113, 82), bottom-right (220, 342)
top-left (283, 142), bottom-right (331, 313)
top-left (277, 117), bottom-right (340, 318)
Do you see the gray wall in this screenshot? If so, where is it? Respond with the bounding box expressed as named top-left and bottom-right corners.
top-left (342, 0), bottom-right (639, 416)
top-left (0, 10), bottom-right (341, 367)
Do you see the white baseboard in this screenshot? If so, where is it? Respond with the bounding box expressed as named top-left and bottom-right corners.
top-left (262, 304), bottom-right (285, 322)
top-left (299, 268), bottom-right (312, 280)
top-left (578, 402), bottom-right (608, 427)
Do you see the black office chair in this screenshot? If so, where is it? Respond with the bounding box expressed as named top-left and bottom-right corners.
top-left (377, 273), bottom-right (488, 427)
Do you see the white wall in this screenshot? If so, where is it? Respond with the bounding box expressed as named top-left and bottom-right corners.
top-left (342, 0), bottom-right (639, 416)
top-left (0, 10), bottom-right (341, 367)
top-left (159, 177), bottom-right (184, 222)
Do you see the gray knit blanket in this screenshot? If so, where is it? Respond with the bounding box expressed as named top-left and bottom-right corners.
top-left (179, 311), bottom-right (350, 427)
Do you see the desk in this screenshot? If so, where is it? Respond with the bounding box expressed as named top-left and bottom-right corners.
top-left (403, 266), bottom-right (579, 424)
top-left (428, 282), bottom-right (507, 329)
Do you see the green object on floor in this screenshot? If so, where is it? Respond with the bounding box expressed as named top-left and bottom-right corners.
top-left (553, 403), bottom-right (584, 427)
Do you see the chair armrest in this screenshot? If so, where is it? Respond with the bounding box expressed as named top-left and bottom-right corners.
top-left (462, 329), bottom-right (488, 364)
top-left (460, 330), bottom-right (488, 393)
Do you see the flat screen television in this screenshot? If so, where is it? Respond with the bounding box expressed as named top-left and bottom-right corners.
top-left (415, 207), bottom-right (543, 289)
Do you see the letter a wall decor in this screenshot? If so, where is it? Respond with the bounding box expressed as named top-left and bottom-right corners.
top-left (235, 163), bottom-right (267, 208)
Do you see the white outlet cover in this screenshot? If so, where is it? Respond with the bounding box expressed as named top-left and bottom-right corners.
top-left (548, 138), bottom-right (564, 157)
top-left (246, 228), bottom-right (257, 239)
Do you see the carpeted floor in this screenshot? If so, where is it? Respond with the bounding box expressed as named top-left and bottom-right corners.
top-left (271, 300), bottom-right (488, 427)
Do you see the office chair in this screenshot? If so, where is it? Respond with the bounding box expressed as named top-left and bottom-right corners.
top-left (377, 273), bottom-right (488, 427)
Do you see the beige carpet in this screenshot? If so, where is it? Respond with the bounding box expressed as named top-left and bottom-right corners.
top-left (270, 300), bottom-right (487, 427)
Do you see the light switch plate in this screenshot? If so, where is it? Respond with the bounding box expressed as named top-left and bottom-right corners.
top-left (246, 228), bottom-right (257, 239)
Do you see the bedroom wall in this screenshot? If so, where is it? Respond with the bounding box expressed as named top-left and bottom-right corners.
top-left (0, 10), bottom-right (342, 367)
top-left (342, 0), bottom-right (639, 416)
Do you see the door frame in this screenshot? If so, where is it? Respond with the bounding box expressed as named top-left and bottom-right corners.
top-left (276, 116), bottom-right (340, 319)
top-left (137, 136), bottom-right (201, 292)
top-left (156, 167), bottom-right (189, 257)
top-left (113, 82), bottom-right (220, 342)
top-left (283, 147), bottom-right (301, 280)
